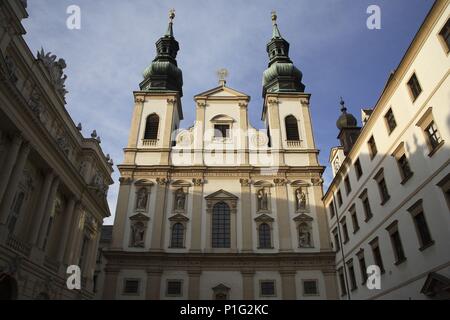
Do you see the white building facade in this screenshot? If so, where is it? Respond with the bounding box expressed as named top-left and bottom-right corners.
top-left (102, 12), bottom-right (338, 300)
top-left (324, 1), bottom-right (450, 300)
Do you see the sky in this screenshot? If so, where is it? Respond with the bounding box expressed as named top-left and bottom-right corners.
top-left (22, 0), bottom-right (434, 225)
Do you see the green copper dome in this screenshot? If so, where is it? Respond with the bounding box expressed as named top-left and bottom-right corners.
top-left (139, 10), bottom-right (183, 95)
top-left (262, 12), bottom-right (305, 96)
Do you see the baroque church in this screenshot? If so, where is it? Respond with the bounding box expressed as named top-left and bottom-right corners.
top-left (102, 11), bottom-right (338, 300)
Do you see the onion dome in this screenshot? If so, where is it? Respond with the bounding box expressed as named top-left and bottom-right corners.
top-left (336, 97), bottom-right (358, 130)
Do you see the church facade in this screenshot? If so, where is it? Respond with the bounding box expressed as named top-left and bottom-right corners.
top-left (102, 12), bottom-right (338, 300)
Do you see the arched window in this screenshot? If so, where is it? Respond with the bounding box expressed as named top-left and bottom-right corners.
top-left (258, 223), bottom-right (272, 249)
top-left (144, 114), bottom-right (159, 140)
top-left (285, 115), bottom-right (300, 141)
top-left (170, 223), bottom-right (185, 248)
top-left (212, 202), bottom-right (230, 248)
top-left (7, 192), bottom-right (25, 233)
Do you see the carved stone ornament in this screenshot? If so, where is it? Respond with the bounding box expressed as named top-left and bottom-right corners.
top-left (273, 178), bottom-right (287, 186)
top-left (239, 178), bottom-right (251, 187)
top-left (4, 55), bottom-right (18, 84)
top-left (192, 178), bottom-right (204, 186)
top-left (156, 177), bottom-right (169, 185)
top-left (37, 48), bottom-right (68, 98)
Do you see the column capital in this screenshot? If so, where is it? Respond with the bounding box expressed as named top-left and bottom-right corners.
top-left (146, 268), bottom-right (163, 275)
top-left (239, 178), bottom-right (252, 187)
top-left (192, 178), bottom-right (204, 186)
top-left (187, 269), bottom-right (202, 276)
top-left (119, 177), bottom-right (133, 185)
top-left (273, 178), bottom-right (287, 186)
top-left (279, 269), bottom-right (297, 276)
top-left (241, 269), bottom-right (255, 276)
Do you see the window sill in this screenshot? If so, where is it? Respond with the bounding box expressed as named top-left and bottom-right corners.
top-left (400, 173), bottom-right (414, 185)
top-left (258, 247), bottom-right (275, 250)
top-left (394, 257), bottom-right (407, 266)
top-left (350, 287), bottom-right (358, 292)
top-left (419, 240), bottom-right (435, 252)
top-left (428, 140), bottom-right (444, 157)
top-left (380, 196), bottom-right (391, 206)
top-left (364, 215), bottom-right (373, 223)
top-left (353, 228), bottom-right (360, 234)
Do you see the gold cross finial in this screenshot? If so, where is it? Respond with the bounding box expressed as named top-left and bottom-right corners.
top-left (169, 9), bottom-right (175, 22)
top-left (217, 68), bottom-right (229, 86)
top-left (271, 10), bottom-right (277, 25)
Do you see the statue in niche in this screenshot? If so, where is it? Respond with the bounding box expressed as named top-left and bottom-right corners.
top-left (136, 188), bottom-right (148, 210)
top-left (175, 188), bottom-right (186, 211)
top-left (257, 188), bottom-right (268, 211)
top-left (130, 221), bottom-right (146, 247)
top-left (296, 188), bottom-right (307, 211)
top-left (298, 223), bottom-right (312, 248)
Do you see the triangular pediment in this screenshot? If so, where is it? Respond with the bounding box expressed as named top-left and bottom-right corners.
top-left (195, 85), bottom-right (249, 99)
top-left (293, 213), bottom-right (314, 222)
top-left (213, 284), bottom-right (230, 291)
top-left (205, 189), bottom-right (238, 200)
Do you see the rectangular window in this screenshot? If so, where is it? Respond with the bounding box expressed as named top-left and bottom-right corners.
top-left (370, 238), bottom-right (385, 274)
top-left (368, 136), bottom-right (377, 159)
top-left (337, 190), bottom-right (343, 207)
top-left (338, 267), bottom-right (347, 297)
top-left (357, 250), bottom-right (368, 284)
top-left (407, 73), bottom-right (422, 101)
top-left (354, 158), bottom-right (363, 180)
top-left (374, 169), bottom-right (390, 205)
top-left (344, 176), bottom-right (351, 195)
top-left (408, 200), bottom-right (434, 251)
top-left (425, 121), bottom-right (442, 151)
top-left (214, 124), bottom-right (230, 138)
top-left (437, 174), bottom-right (450, 212)
top-left (166, 280), bottom-right (183, 297)
top-left (260, 281), bottom-right (276, 297)
top-left (397, 154), bottom-right (413, 183)
top-left (347, 260), bottom-right (358, 291)
top-left (123, 279), bottom-right (140, 295)
top-left (303, 280), bottom-right (319, 296)
top-left (384, 108), bottom-right (397, 134)
top-left (350, 207), bottom-right (359, 233)
top-left (359, 189), bottom-right (373, 222)
top-left (329, 202), bottom-right (336, 219)
top-left (341, 217), bottom-right (349, 244)
top-left (439, 18), bottom-right (450, 53)
top-left (332, 228), bottom-right (340, 252)
top-left (386, 221), bottom-right (406, 265)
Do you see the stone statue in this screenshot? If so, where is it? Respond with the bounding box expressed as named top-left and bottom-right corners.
top-left (175, 189), bottom-right (186, 211)
top-left (296, 188), bottom-right (307, 211)
top-left (136, 188), bottom-right (148, 210)
top-left (131, 222), bottom-right (145, 247)
top-left (257, 189), bottom-right (268, 211)
top-left (298, 223), bottom-right (312, 248)
top-left (37, 48), bottom-right (68, 97)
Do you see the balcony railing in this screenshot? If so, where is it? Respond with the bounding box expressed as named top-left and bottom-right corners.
top-left (6, 234), bottom-right (31, 256)
top-left (142, 139), bottom-right (158, 147)
top-left (287, 140), bottom-right (302, 148)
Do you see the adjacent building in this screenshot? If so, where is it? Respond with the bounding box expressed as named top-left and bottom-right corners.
top-left (0, 0), bottom-right (114, 299)
top-left (324, 0), bottom-right (450, 300)
top-left (102, 11), bottom-right (338, 300)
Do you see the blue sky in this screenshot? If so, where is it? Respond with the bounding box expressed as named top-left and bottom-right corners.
top-left (22, 0), bottom-right (434, 224)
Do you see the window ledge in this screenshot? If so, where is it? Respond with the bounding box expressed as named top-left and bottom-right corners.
top-left (353, 228), bottom-right (360, 234)
top-left (380, 196), bottom-right (391, 206)
top-left (428, 140), bottom-right (444, 157)
top-left (350, 287), bottom-right (358, 292)
top-left (364, 216), bottom-right (373, 223)
top-left (400, 173), bottom-right (414, 185)
top-left (419, 241), bottom-right (435, 252)
top-left (394, 257), bottom-right (407, 266)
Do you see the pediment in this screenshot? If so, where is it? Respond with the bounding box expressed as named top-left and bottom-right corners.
top-left (205, 189), bottom-right (238, 200)
top-left (195, 85), bottom-right (249, 99)
top-left (254, 214), bottom-right (274, 223)
top-left (290, 180), bottom-right (310, 187)
top-left (293, 213), bottom-right (313, 222)
top-left (168, 214), bottom-right (190, 222)
top-left (129, 213), bottom-right (150, 221)
top-left (213, 284), bottom-right (230, 291)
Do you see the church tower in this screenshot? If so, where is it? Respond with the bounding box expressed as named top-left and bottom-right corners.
top-left (103, 11), bottom-right (337, 301)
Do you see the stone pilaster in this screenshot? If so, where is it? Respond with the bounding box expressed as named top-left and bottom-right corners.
top-left (37, 177), bottom-right (60, 249)
top-left (150, 177), bottom-right (168, 251)
top-left (55, 197), bottom-right (76, 263)
top-left (240, 178), bottom-right (253, 252)
top-left (190, 178), bottom-right (204, 252)
top-left (0, 134), bottom-right (22, 205)
top-left (274, 179), bottom-right (292, 252)
top-left (145, 269), bottom-right (162, 300)
top-left (241, 270), bottom-right (255, 300)
top-left (323, 270), bottom-right (339, 300)
top-left (102, 268), bottom-right (120, 300)
top-left (111, 177), bottom-right (133, 249)
top-left (0, 140), bottom-right (30, 225)
top-left (280, 270), bottom-right (297, 299)
top-left (311, 178), bottom-right (332, 251)
top-left (188, 270), bottom-right (202, 300)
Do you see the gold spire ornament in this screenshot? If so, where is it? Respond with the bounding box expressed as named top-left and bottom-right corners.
top-left (169, 8), bottom-right (175, 22)
top-left (271, 10), bottom-right (277, 25)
